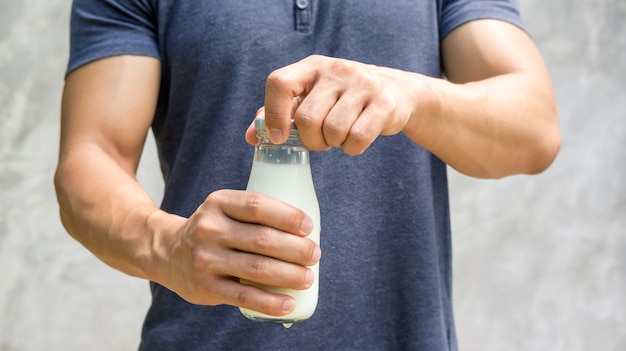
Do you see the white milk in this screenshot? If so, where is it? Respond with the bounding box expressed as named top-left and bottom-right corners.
top-left (239, 161), bottom-right (320, 324)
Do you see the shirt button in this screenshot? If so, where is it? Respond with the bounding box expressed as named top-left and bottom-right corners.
top-left (296, 0), bottom-right (308, 10)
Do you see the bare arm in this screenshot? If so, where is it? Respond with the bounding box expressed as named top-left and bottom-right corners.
top-left (404, 19), bottom-right (561, 177)
top-left (55, 56), bottom-right (320, 316)
top-left (253, 20), bottom-right (560, 178)
top-left (55, 55), bottom-right (164, 278)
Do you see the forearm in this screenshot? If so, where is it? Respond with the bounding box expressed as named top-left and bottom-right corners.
top-left (54, 138), bottom-right (320, 315)
top-left (401, 71), bottom-right (560, 179)
top-left (54, 142), bottom-right (181, 280)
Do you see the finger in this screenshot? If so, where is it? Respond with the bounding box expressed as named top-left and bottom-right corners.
top-left (219, 250), bottom-right (314, 290)
top-left (293, 83), bottom-right (339, 151)
top-left (206, 190), bottom-right (314, 237)
top-left (224, 222), bottom-right (321, 267)
top-left (214, 276), bottom-right (297, 316)
top-left (291, 96), bottom-right (302, 116)
top-left (245, 125), bottom-right (258, 145)
top-left (264, 57), bottom-right (321, 144)
top-left (321, 93), bottom-right (367, 148)
top-left (245, 107), bottom-right (265, 145)
top-left (340, 105), bottom-right (385, 156)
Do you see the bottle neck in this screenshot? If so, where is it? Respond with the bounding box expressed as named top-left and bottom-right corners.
top-left (255, 121), bottom-right (309, 165)
top-left (256, 127), bottom-right (304, 147)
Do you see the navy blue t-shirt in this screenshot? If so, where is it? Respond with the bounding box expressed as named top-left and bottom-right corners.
top-left (67, 1), bottom-right (523, 350)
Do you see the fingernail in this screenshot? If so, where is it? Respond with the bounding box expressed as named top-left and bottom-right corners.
top-left (269, 128), bottom-right (283, 144)
top-left (311, 246), bottom-right (321, 263)
top-left (301, 216), bottom-right (313, 234)
top-left (305, 269), bottom-right (314, 286)
top-left (282, 299), bottom-right (295, 313)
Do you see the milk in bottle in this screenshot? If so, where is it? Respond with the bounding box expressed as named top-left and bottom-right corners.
top-left (239, 118), bottom-right (320, 328)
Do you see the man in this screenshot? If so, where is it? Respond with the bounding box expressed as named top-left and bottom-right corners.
top-left (55, 0), bottom-right (560, 349)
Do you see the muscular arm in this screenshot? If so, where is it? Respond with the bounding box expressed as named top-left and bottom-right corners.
top-left (55, 55), bottom-right (166, 278)
top-left (403, 19), bottom-right (561, 178)
top-left (55, 56), bottom-right (319, 315)
top-left (256, 20), bottom-right (560, 179)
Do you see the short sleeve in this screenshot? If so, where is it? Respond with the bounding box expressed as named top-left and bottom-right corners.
top-left (66, 0), bottom-right (160, 75)
top-left (439, 0), bottom-right (525, 40)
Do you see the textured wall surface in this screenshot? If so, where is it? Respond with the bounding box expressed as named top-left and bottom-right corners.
top-left (0, 0), bottom-right (624, 350)
top-left (451, 1), bottom-right (626, 350)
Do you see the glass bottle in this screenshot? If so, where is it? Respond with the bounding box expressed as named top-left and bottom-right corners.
top-left (239, 118), bottom-right (320, 328)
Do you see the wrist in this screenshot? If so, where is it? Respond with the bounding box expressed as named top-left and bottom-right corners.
top-left (401, 74), bottom-right (442, 141)
top-left (141, 208), bottom-right (186, 284)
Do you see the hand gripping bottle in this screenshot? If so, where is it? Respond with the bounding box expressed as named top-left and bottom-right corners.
top-left (239, 118), bottom-right (320, 328)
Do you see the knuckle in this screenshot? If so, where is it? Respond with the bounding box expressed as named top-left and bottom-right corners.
top-left (356, 72), bottom-right (380, 91)
top-left (303, 54), bottom-right (326, 68)
top-left (190, 247), bottom-right (215, 272)
top-left (342, 126), bottom-right (373, 156)
top-left (294, 107), bottom-right (316, 127)
top-left (235, 285), bottom-right (278, 313)
top-left (245, 192), bottom-right (265, 219)
top-left (266, 69), bottom-right (291, 88)
top-left (323, 119), bottom-right (345, 143)
top-left (236, 288), bottom-right (252, 307)
top-left (329, 58), bottom-right (355, 77)
top-left (203, 189), bottom-right (226, 207)
top-left (248, 256), bottom-right (269, 276)
top-left (307, 54), bottom-right (324, 62)
top-left (293, 117), bottom-right (330, 151)
top-left (347, 123), bottom-right (373, 148)
top-left (194, 217), bottom-right (216, 235)
top-left (251, 228), bottom-right (274, 250)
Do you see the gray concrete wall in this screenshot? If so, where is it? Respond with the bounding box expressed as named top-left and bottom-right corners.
top-left (1, 0), bottom-right (624, 350)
